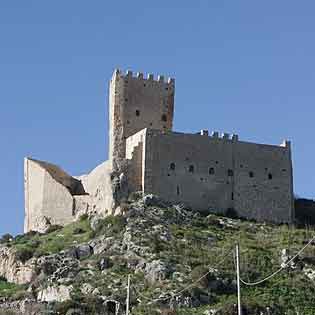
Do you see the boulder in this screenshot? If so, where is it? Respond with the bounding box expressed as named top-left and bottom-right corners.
top-left (37, 285), bottom-right (73, 302)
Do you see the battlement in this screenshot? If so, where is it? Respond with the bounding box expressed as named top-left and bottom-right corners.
top-left (112, 69), bottom-right (175, 87)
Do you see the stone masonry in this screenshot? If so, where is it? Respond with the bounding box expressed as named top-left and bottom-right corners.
top-left (24, 69), bottom-right (294, 232)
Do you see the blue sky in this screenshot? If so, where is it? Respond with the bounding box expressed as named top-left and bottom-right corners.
top-left (1, 1), bottom-right (315, 235)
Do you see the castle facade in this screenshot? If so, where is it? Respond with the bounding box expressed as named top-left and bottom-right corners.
top-left (24, 69), bottom-right (294, 233)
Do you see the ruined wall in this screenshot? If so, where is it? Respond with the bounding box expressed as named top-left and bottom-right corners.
top-left (24, 158), bottom-right (116, 233)
top-left (75, 160), bottom-right (115, 216)
top-left (24, 158), bottom-right (76, 232)
top-left (109, 69), bottom-right (175, 170)
top-left (139, 129), bottom-right (294, 223)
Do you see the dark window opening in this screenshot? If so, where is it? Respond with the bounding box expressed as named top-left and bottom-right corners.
top-left (125, 98), bottom-right (128, 102)
top-left (127, 120), bottom-right (130, 124)
top-left (170, 163), bottom-right (176, 170)
top-left (162, 114), bottom-right (167, 122)
top-left (176, 185), bottom-right (180, 196)
top-left (231, 192), bottom-right (234, 200)
top-left (135, 110), bottom-right (140, 116)
top-left (200, 177), bottom-right (203, 181)
top-left (240, 164), bottom-right (243, 168)
top-left (268, 173), bottom-right (273, 180)
top-left (150, 122), bottom-right (153, 126)
top-left (215, 161), bottom-right (219, 164)
top-left (165, 87), bottom-right (168, 91)
top-left (209, 167), bottom-right (215, 175)
top-left (282, 169), bottom-right (286, 172)
top-left (249, 171), bottom-right (254, 178)
top-left (228, 169), bottom-right (234, 177)
top-left (189, 165), bottom-right (194, 173)
top-left (143, 83), bottom-right (146, 87)
top-left (167, 173), bottom-right (170, 177)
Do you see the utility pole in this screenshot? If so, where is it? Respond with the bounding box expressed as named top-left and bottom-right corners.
top-left (236, 243), bottom-right (242, 315)
top-left (126, 274), bottom-right (131, 315)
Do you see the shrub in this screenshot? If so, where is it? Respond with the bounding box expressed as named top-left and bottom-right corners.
top-left (0, 234), bottom-right (13, 243)
top-left (45, 225), bottom-right (63, 234)
top-left (15, 246), bottom-right (34, 263)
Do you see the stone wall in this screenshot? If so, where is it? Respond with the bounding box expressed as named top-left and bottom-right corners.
top-left (24, 158), bottom-right (115, 233)
top-left (129, 129), bottom-right (294, 223)
top-left (24, 158), bottom-right (76, 233)
top-left (109, 69), bottom-right (175, 170)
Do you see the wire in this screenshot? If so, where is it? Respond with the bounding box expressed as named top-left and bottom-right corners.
top-left (240, 235), bottom-right (315, 286)
top-left (132, 247), bottom-right (234, 304)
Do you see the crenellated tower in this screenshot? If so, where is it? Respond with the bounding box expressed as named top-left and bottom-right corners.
top-left (108, 69), bottom-right (175, 170)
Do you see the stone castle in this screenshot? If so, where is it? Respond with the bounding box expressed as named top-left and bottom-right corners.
top-left (24, 69), bottom-right (295, 233)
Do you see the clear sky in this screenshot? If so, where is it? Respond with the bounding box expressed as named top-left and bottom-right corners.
top-left (1, 1), bottom-right (315, 235)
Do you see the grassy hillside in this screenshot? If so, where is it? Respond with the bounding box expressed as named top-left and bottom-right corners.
top-left (1, 199), bottom-right (315, 314)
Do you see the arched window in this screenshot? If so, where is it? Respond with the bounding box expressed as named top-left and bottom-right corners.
top-left (209, 167), bottom-right (215, 175)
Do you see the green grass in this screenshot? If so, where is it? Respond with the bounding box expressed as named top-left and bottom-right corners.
top-left (11, 216), bottom-right (93, 260)
top-left (0, 280), bottom-right (27, 299)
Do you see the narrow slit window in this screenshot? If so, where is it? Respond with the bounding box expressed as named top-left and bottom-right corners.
top-left (177, 185), bottom-right (180, 195)
top-left (170, 162), bottom-right (176, 170)
top-left (228, 169), bottom-right (234, 177)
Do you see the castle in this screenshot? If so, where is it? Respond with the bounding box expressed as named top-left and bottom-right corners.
top-left (24, 69), bottom-right (295, 233)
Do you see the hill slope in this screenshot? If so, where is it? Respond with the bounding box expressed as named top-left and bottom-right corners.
top-left (0, 195), bottom-right (315, 314)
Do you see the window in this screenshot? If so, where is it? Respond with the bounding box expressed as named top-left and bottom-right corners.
top-left (136, 110), bottom-right (140, 116)
top-left (231, 192), bottom-right (234, 200)
top-left (268, 173), bottom-right (273, 180)
top-left (249, 171), bottom-right (254, 178)
top-left (228, 169), bottom-right (234, 177)
top-left (209, 167), bottom-right (215, 175)
top-left (170, 163), bottom-right (176, 171)
top-left (177, 185), bottom-right (180, 195)
top-left (162, 114), bottom-right (167, 122)
top-left (189, 165), bottom-right (194, 173)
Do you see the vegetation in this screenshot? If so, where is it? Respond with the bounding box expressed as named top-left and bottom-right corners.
top-left (1, 204), bottom-right (315, 314)
top-left (8, 216), bottom-right (93, 261)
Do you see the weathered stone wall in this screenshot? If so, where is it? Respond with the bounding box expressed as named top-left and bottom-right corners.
top-left (125, 129), bottom-right (147, 192)
top-left (109, 69), bottom-right (175, 171)
top-left (24, 158), bottom-right (76, 233)
top-left (136, 129), bottom-right (294, 223)
top-left (24, 158), bottom-right (116, 233)
top-left (75, 160), bottom-right (115, 216)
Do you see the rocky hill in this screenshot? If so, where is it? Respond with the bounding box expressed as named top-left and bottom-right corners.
top-left (0, 194), bottom-right (315, 315)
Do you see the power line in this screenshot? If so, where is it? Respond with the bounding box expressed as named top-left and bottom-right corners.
top-left (132, 247), bottom-right (234, 304)
top-left (240, 235), bottom-right (315, 286)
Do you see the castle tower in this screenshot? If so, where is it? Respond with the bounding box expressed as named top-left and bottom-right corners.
top-left (109, 69), bottom-right (175, 170)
